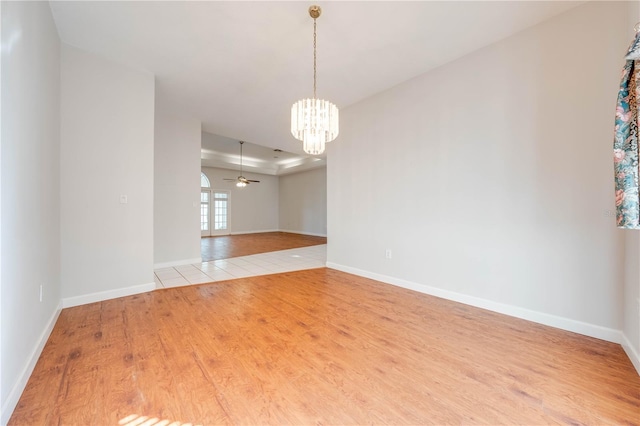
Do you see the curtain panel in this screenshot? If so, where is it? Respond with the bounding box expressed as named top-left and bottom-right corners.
top-left (614, 31), bottom-right (640, 228)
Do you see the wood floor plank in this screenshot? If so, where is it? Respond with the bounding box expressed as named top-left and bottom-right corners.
top-left (200, 231), bottom-right (326, 261)
top-left (9, 268), bottom-right (640, 425)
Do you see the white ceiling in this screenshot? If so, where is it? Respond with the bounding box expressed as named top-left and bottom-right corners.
top-left (49, 0), bottom-right (581, 168)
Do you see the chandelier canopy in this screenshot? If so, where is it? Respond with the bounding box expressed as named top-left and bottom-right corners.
top-left (291, 5), bottom-right (339, 155)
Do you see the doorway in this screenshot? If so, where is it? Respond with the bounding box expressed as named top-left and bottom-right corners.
top-left (210, 190), bottom-right (230, 236)
top-left (201, 189), bottom-right (230, 237)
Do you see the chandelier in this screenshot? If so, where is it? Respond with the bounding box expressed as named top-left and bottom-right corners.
top-left (291, 5), bottom-right (339, 155)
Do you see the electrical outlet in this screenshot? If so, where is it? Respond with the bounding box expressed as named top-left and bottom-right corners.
top-left (39, 285), bottom-right (43, 302)
top-left (385, 249), bottom-right (392, 259)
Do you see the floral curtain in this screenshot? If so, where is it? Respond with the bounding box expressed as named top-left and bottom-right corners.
top-left (614, 30), bottom-right (640, 228)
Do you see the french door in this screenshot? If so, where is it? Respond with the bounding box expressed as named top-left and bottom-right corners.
top-left (201, 190), bottom-right (230, 237)
top-left (211, 191), bottom-right (230, 236)
top-left (201, 190), bottom-right (211, 236)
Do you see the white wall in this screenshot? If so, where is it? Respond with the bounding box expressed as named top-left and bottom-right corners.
top-left (201, 167), bottom-right (279, 234)
top-left (154, 92), bottom-right (201, 267)
top-left (279, 168), bottom-right (327, 236)
top-left (60, 44), bottom-right (155, 306)
top-left (1, 1), bottom-right (62, 421)
top-left (328, 2), bottom-right (629, 345)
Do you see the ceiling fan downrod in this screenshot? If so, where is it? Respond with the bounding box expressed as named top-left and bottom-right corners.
top-left (239, 141), bottom-right (244, 177)
top-left (222, 140), bottom-right (260, 187)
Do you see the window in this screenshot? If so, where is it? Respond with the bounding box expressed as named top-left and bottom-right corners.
top-left (213, 192), bottom-right (228, 231)
top-left (201, 172), bottom-right (210, 188)
top-left (201, 191), bottom-right (210, 232)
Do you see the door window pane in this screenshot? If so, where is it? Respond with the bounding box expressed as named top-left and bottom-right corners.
top-left (201, 203), bottom-right (209, 231)
top-left (213, 192), bottom-right (228, 231)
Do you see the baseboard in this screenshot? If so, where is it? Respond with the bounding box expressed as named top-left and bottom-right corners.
top-left (61, 282), bottom-right (156, 309)
top-left (1, 301), bottom-right (62, 425)
top-left (279, 229), bottom-right (327, 237)
top-left (230, 229), bottom-right (279, 235)
top-left (154, 257), bottom-right (202, 269)
top-left (326, 262), bottom-right (623, 344)
top-left (621, 332), bottom-right (640, 375)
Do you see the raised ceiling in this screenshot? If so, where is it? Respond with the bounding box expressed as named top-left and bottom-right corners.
top-left (202, 132), bottom-right (325, 176)
top-left (49, 1), bottom-right (581, 159)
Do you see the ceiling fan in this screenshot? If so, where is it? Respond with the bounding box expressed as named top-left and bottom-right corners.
top-left (223, 141), bottom-right (260, 187)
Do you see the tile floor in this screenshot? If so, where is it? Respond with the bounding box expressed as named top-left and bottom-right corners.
top-left (154, 244), bottom-right (327, 288)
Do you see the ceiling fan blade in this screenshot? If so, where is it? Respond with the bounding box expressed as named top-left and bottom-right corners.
top-left (223, 178), bottom-right (236, 181)
top-left (247, 180), bottom-right (260, 183)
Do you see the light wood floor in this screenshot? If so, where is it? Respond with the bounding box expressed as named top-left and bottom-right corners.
top-left (9, 268), bottom-right (639, 425)
top-left (201, 232), bottom-right (327, 261)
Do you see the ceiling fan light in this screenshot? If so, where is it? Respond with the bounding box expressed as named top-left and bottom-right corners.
top-left (236, 181), bottom-right (246, 188)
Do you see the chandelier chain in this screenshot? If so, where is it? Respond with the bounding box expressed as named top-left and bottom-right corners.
top-left (313, 18), bottom-right (317, 99)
